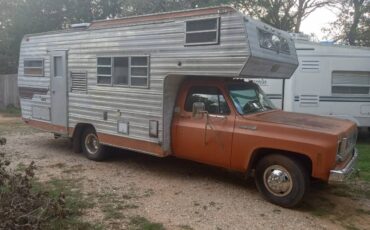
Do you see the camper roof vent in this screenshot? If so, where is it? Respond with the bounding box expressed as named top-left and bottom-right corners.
top-left (70, 23), bottom-right (90, 29)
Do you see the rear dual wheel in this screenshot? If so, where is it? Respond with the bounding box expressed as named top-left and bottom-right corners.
top-left (255, 154), bottom-right (309, 208)
top-left (81, 127), bottom-right (107, 161)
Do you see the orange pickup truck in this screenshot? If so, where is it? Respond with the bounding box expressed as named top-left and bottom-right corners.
top-left (19, 6), bottom-right (358, 208)
top-left (170, 78), bottom-right (358, 207)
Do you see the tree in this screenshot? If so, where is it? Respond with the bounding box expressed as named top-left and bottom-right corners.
top-left (233, 0), bottom-right (333, 32)
top-left (125, 0), bottom-right (233, 16)
top-left (324, 0), bottom-right (369, 46)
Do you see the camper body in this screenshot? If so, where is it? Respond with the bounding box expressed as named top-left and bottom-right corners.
top-left (19, 7), bottom-right (358, 208)
top-left (258, 37), bottom-right (370, 127)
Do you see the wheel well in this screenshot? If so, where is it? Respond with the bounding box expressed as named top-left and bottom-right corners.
top-left (71, 123), bottom-right (96, 153)
top-left (248, 148), bottom-right (313, 177)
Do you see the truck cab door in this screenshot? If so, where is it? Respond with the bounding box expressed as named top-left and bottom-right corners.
top-left (172, 85), bottom-right (235, 168)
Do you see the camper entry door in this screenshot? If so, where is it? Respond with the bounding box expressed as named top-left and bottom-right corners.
top-left (50, 50), bottom-right (68, 132)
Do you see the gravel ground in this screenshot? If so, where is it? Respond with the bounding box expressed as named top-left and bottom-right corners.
top-left (1, 117), bottom-right (369, 230)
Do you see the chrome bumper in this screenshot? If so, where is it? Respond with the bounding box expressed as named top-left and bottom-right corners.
top-left (328, 149), bottom-right (359, 183)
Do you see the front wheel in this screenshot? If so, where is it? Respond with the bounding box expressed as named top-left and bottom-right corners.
top-left (255, 154), bottom-right (309, 208)
top-left (81, 127), bottom-right (107, 161)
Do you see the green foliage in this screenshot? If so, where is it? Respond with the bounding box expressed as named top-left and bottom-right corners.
top-left (0, 150), bottom-right (97, 229)
top-left (0, 0), bottom-right (235, 74)
top-left (0, 0), bottom-right (357, 74)
top-left (357, 143), bottom-right (370, 181)
top-left (323, 0), bottom-right (369, 46)
top-left (0, 105), bottom-right (21, 117)
top-left (129, 216), bottom-right (165, 230)
top-left (234, 0), bottom-right (333, 32)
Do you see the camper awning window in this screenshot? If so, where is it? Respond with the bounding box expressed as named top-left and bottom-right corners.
top-left (24, 59), bottom-right (44, 77)
top-left (185, 18), bottom-right (220, 46)
top-left (97, 56), bottom-right (149, 88)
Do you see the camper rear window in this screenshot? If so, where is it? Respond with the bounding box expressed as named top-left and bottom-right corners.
top-left (185, 18), bottom-right (220, 46)
top-left (24, 59), bottom-right (44, 76)
top-left (97, 56), bottom-right (149, 88)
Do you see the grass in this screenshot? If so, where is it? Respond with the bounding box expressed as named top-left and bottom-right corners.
top-left (0, 105), bottom-right (21, 117)
top-left (356, 143), bottom-right (370, 182)
top-left (128, 216), bottom-right (165, 230)
top-left (101, 203), bottom-right (124, 220)
top-left (0, 120), bottom-right (40, 135)
top-left (300, 196), bottom-right (336, 217)
top-left (32, 178), bottom-right (99, 230)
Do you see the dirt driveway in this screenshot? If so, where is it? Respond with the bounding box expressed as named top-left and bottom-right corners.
top-left (1, 117), bottom-right (369, 230)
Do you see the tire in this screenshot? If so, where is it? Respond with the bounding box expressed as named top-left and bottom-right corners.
top-left (81, 127), bottom-right (107, 161)
top-left (254, 154), bottom-right (309, 208)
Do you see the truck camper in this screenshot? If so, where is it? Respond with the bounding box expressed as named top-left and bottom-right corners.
top-left (19, 6), bottom-right (358, 207)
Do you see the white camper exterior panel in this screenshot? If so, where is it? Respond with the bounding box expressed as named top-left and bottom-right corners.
top-left (258, 39), bottom-right (370, 127)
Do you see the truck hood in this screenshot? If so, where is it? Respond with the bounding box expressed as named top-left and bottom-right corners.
top-left (249, 110), bottom-right (355, 135)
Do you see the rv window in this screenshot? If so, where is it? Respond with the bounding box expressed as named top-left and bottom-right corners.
top-left (332, 71), bottom-right (370, 95)
top-left (332, 86), bottom-right (369, 95)
top-left (97, 56), bottom-right (149, 88)
top-left (54, 57), bottom-right (63, 77)
top-left (97, 57), bottom-right (112, 85)
top-left (185, 18), bottom-right (219, 46)
top-left (113, 57), bottom-right (129, 85)
top-left (24, 59), bottom-right (44, 76)
top-left (130, 56), bottom-right (149, 87)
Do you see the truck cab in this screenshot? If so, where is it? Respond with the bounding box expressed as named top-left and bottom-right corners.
top-left (172, 77), bottom-right (358, 207)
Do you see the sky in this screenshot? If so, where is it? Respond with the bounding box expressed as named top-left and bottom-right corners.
top-left (300, 6), bottom-right (339, 41)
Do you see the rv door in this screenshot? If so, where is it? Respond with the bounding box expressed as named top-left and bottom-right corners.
top-left (50, 51), bottom-right (68, 133)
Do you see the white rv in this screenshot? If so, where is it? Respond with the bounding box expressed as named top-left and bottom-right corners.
top-left (257, 35), bottom-right (370, 127)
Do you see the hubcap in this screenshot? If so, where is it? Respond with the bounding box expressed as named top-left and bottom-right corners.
top-left (85, 133), bottom-right (99, 155)
top-left (263, 165), bottom-right (293, 197)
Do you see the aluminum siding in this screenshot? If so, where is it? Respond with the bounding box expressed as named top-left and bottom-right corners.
top-left (18, 11), bottom-right (249, 155)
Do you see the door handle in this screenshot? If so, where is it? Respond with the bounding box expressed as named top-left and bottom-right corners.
top-left (52, 90), bottom-right (56, 94)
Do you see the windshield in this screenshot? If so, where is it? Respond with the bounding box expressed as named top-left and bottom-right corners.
top-left (228, 82), bottom-right (276, 115)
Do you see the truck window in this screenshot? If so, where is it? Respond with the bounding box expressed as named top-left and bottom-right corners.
top-left (228, 83), bottom-right (275, 115)
top-left (184, 86), bottom-right (230, 115)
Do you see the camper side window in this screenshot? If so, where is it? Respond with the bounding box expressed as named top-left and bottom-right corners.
top-left (24, 59), bottom-right (44, 77)
top-left (185, 18), bottom-right (220, 46)
top-left (97, 56), bottom-right (149, 88)
top-left (332, 71), bottom-right (370, 95)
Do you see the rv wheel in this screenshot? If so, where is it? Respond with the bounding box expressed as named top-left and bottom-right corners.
top-left (254, 154), bottom-right (309, 208)
top-left (81, 127), bottom-right (107, 161)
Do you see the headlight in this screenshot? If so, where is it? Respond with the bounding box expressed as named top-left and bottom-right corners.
top-left (337, 131), bottom-right (357, 162)
top-left (337, 138), bottom-right (348, 161)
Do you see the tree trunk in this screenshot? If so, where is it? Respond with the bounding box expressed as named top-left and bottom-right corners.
top-left (348, 0), bottom-right (364, 45)
top-left (294, 0), bottom-right (305, 33)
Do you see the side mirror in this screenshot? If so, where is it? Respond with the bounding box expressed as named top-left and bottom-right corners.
top-left (192, 102), bottom-right (206, 118)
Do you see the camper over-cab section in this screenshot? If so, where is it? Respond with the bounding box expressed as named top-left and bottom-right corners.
top-left (19, 6), bottom-right (358, 208)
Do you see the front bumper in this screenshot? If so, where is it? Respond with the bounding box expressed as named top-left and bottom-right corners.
top-left (328, 148), bottom-right (359, 183)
